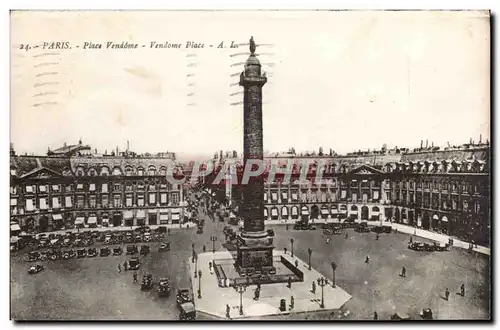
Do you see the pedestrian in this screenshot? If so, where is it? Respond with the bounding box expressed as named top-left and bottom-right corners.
top-left (287, 277), bottom-right (292, 289)
top-left (445, 288), bottom-right (450, 301)
top-left (284, 247), bottom-right (288, 255)
top-left (376, 233), bottom-right (379, 240)
top-left (401, 266), bottom-right (406, 277)
top-left (203, 245), bottom-right (206, 253)
top-left (409, 236), bottom-right (413, 244)
top-left (289, 296), bottom-right (295, 310)
top-left (123, 261), bottom-right (128, 271)
top-left (461, 283), bottom-right (465, 297)
top-left (312, 281), bottom-right (316, 294)
top-left (133, 272), bottom-right (137, 283)
top-left (365, 256), bottom-right (370, 264)
top-left (294, 260), bottom-right (299, 268)
top-left (373, 311), bottom-right (378, 320)
top-left (167, 228), bottom-right (171, 236)
top-left (117, 263), bottom-right (121, 273)
top-left (226, 304), bottom-right (231, 319)
top-left (345, 232), bottom-right (348, 239)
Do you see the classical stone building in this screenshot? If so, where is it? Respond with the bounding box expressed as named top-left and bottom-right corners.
top-left (10, 143), bottom-right (186, 232)
top-left (209, 142), bottom-right (490, 246)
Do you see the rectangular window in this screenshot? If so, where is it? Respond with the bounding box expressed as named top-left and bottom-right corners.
top-left (102, 183), bottom-right (108, 193)
top-left (341, 190), bottom-right (347, 199)
top-left (89, 195), bottom-right (97, 208)
top-left (113, 195), bottom-right (121, 207)
top-left (77, 183), bottom-right (84, 190)
top-left (149, 193), bottom-right (156, 205)
top-left (10, 186), bottom-right (16, 194)
top-left (373, 191), bottom-right (380, 200)
top-left (26, 185), bottom-right (34, 193)
top-left (52, 197), bottom-right (60, 208)
top-left (353, 193), bottom-right (358, 202)
top-left (10, 198), bottom-right (17, 206)
top-left (66, 185), bottom-right (73, 192)
top-left (65, 196), bottom-right (72, 208)
top-left (126, 194), bottom-right (133, 207)
top-left (101, 195), bottom-right (109, 207)
top-left (386, 192), bottom-right (391, 202)
top-left (137, 194), bottom-right (145, 207)
top-left (160, 183), bottom-right (167, 189)
top-left (114, 184), bottom-right (121, 191)
top-left (52, 184), bottom-right (59, 192)
top-left (271, 192), bottom-right (278, 201)
top-left (39, 185), bottom-right (47, 193)
top-left (89, 184), bottom-right (96, 191)
top-left (281, 192), bottom-right (288, 201)
top-left (149, 184), bottom-right (155, 191)
top-left (77, 195), bottom-right (84, 208)
top-left (172, 193), bottom-right (179, 204)
top-left (39, 198), bottom-right (47, 210)
top-left (137, 183), bottom-right (145, 190)
top-left (26, 199), bottom-right (34, 211)
top-left (160, 193), bottom-right (168, 204)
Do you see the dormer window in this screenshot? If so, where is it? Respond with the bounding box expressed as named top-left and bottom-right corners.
top-left (10, 169), bottom-right (16, 176)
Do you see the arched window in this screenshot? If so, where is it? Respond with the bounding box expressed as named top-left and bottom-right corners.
top-left (350, 205), bottom-right (358, 211)
top-left (76, 166), bottom-right (85, 177)
top-left (88, 168), bottom-right (97, 176)
top-left (159, 167), bottom-right (167, 176)
top-left (137, 167), bottom-right (145, 176)
top-left (112, 167), bottom-right (122, 176)
top-left (148, 166), bottom-right (156, 176)
top-left (125, 166), bottom-right (133, 176)
top-left (100, 166), bottom-right (110, 176)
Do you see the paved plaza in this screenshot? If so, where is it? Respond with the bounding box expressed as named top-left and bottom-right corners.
top-left (190, 251), bottom-right (351, 319)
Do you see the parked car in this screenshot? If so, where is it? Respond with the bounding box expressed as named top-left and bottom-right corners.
top-left (128, 257), bottom-right (140, 270)
top-left (28, 264), bottom-right (44, 275)
top-left (25, 251), bottom-right (40, 262)
top-left (62, 249), bottom-right (76, 259)
top-left (420, 308), bottom-right (433, 320)
top-left (159, 242), bottom-right (171, 252)
top-left (100, 247), bottom-right (111, 257)
top-left (355, 222), bottom-right (371, 233)
top-left (178, 302), bottom-right (196, 321)
top-left (143, 232), bottom-right (152, 242)
top-left (176, 289), bottom-right (192, 307)
top-left (76, 248), bottom-right (87, 258)
top-left (140, 245), bottom-right (150, 255)
top-left (141, 273), bottom-right (153, 290)
top-left (433, 241), bottom-right (450, 251)
top-left (87, 248), bottom-right (98, 257)
top-left (408, 241), bottom-right (425, 251)
top-left (157, 278), bottom-right (172, 297)
top-left (126, 245), bottom-right (138, 255)
top-left (113, 247), bottom-right (123, 256)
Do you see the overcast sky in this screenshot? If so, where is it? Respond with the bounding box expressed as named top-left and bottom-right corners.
top-left (10, 10), bottom-right (490, 159)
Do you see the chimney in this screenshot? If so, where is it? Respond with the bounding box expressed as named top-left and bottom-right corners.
top-left (64, 142), bottom-right (67, 148)
top-left (425, 139), bottom-right (428, 148)
top-left (127, 140), bottom-right (130, 152)
top-left (479, 134), bottom-right (482, 144)
top-left (95, 148), bottom-right (97, 154)
top-left (420, 140), bottom-right (423, 148)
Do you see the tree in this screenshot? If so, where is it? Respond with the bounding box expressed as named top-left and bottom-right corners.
top-left (319, 146), bottom-right (324, 156)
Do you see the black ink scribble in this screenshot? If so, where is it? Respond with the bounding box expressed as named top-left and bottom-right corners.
top-left (230, 72), bottom-right (241, 77)
top-left (33, 82), bottom-right (59, 88)
top-left (230, 62), bottom-right (246, 67)
top-left (230, 91), bottom-right (243, 97)
top-left (186, 74), bottom-right (195, 77)
top-left (187, 82), bottom-right (195, 87)
top-left (186, 53), bottom-right (197, 58)
top-left (187, 93), bottom-right (195, 97)
top-left (187, 63), bottom-right (198, 68)
top-left (230, 101), bottom-right (243, 106)
top-left (229, 82), bottom-right (240, 87)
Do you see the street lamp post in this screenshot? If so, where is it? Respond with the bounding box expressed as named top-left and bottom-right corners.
top-left (234, 284), bottom-right (247, 315)
top-left (317, 277), bottom-right (329, 308)
top-left (308, 248), bottom-right (312, 270)
top-left (194, 253), bottom-right (198, 278)
top-left (210, 236), bottom-right (218, 253)
top-left (290, 238), bottom-right (294, 258)
top-left (197, 270), bottom-right (202, 298)
top-left (331, 262), bottom-right (337, 288)
top-left (191, 243), bottom-right (195, 263)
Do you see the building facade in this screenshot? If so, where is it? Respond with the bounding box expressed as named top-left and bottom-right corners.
top-left (210, 143), bottom-right (490, 246)
top-left (10, 146), bottom-right (186, 233)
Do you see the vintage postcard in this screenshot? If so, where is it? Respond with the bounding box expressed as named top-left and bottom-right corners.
top-left (9, 10), bottom-right (490, 321)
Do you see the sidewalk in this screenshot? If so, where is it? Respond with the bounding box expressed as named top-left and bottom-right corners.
top-left (263, 219), bottom-right (490, 256)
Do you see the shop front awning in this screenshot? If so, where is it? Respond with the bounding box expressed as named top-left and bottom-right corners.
top-left (321, 208), bottom-right (329, 215)
top-left (291, 208), bottom-right (299, 215)
top-left (301, 209), bottom-right (309, 215)
top-left (137, 211), bottom-right (146, 219)
top-left (281, 208), bottom-right (288, 216)
top-left (75, 217), bottom-right (85, 225)
top-left (433, 214), bottom-right (439, 220)
top-left (271, 208), bottom-right (278, 216)
top-left (10, 224), bottom-right (21, 232)
top-left (339, 205), bottom-right (347, 211)
top-left (350, 211), bottom-right (358, 215)
top-left (88, 216), bottom-right (97, 224)
top-left (172, 214), bottom-right (180, 220)
top-left (159, 213), bottom-right (169, 221)
top-left (52, 214), bottom-right (63, 221)
top-left (124, 211), bottom-right (133, 220)
top-left (441, 216), bottom-right (449, 222)
top-left (171, 208), bottom-right (181, 214)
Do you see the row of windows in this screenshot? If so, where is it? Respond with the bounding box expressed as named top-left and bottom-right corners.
top-left (75, 166), bottom-right (171, 177)
top-left (395, 181), bottom-right (483, 193)
top-left (16, 182), bottom-right (180, 194)
top-left (395, 195), bottom-right (482, 213)
top-left (264, 190), bottom-right (384, 203)
top-left (12, 193), bottom-right (180, 211)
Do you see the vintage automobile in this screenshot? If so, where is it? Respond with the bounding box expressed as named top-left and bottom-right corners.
top-left (48, 238), bottom-right (60, 248)
top-left (124, 232), bottom-right (134, 243)
top-left (25, 251), bottom-right (41, 262)
top-left (157, 226), bottom-right (167, 233)
top-left (423, 242), bottom-right (436, 252)
top-left (48, 250), bottom-right (61, 261)
top-left (140, 245), bottom-right (150, 255)
top-left (87, 247), bottom-right (98, 257)
top-left (178, 302), bottom-right (196, 321)
top-left (128, 257), bottom-right (141, 270)
top-left (62, 249), bottom-right (76, 259)
top-left (355, 222), bottom-right (371, 233)
top-left (126, 245), bottom-right (138, 255)
top-left (113, 247), bottom-right (123, 256)
top-left (293, 221), bottom-right (316, 231)
top-left (420, 308), bottom-right (433, 320)
top-left (99, 247), bottom-right (111, 257)
top-left (159, 242), bottom-right (171, 252)
top-left (391, 312), bottom-right (411, 320)
top-left (143, 232), bottom-right (152, 242)
top-left (433, 241), bottom-right (450, 251)
top-left (341, 218), bottom-right (357, 228)
top-left (28, 264), bottom-right (44, 275)
top-left (104, 235), bottom-right (113, 245)
top-left (141, 273), bottom-right (153, 290)
top-left (196, 226), bottom-right (203, 235)
top-left (134, 235), bottom-right (142, 243)
top-left (176, 289), bottom-right (192, 307)
top-left (38, 238), bottom-right (49, 249)
top-left (76, 248), bottom-right (87, 258)
top-left (61, 238), bottom-right (72, 247)
top-left (408, 241), bottom-right (426, 251)
top-left (157, 278), bottom-right (172, 297)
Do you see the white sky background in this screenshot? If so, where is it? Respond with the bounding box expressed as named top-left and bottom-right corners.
top-left (10, 10), bottom-right (490, 159)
